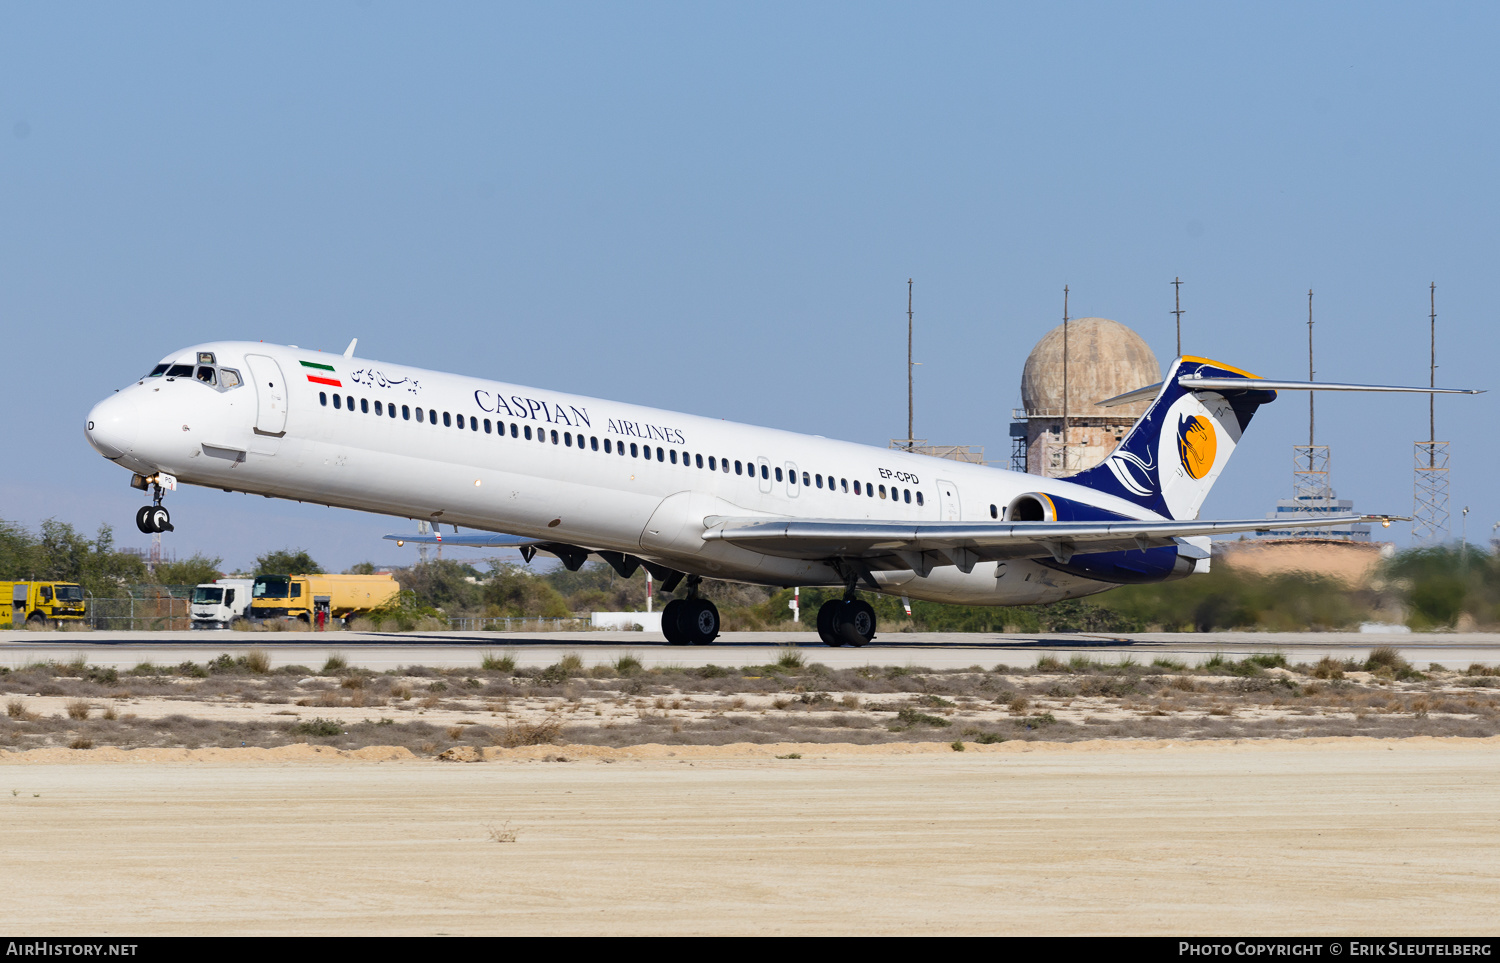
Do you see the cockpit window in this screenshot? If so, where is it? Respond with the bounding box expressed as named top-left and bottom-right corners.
top-left (166, 364), bottom-right (193, 378)
top-left (148, 364), bottom-right (170, 378)
top-left (219, 368), bottom-right (241, 388)
top-left (195, 366), bottom-right (217, 385)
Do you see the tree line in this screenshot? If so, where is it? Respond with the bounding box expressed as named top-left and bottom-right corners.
top-left (4, 516), bottom-right (1497, 630)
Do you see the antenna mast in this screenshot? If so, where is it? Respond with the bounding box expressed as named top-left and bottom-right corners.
top-left (1308, 289), bottom-right (1315, 446)
top-left (907, 278), bottom-right (914, 451)
top-left (1172, 277), bottom-right (1184, 357)
top-left (1413, 282), bottom-right (1450, 543)
top-left (1061, 285), bottom-right (1070, 474)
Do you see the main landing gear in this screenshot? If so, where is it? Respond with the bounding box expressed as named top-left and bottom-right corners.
top-left (134, 480), bottom-right (173, 535)
top-left (816, 575), bottom-right (877, 648)
top-left (661, 576), bottom-right (721, 646)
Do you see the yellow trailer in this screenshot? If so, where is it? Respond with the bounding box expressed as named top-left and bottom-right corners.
top-left (2, 582), bottom-right (88, 627)
top-left (248, 573), bottom-right (400, 626)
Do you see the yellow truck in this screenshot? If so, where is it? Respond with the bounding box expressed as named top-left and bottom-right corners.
top-left (249, 573), bottom-right (400, 627)
top-left (2, 582), bottom-right (88, 627)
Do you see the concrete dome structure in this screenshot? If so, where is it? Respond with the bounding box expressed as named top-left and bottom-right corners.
top-left (1020, 317), bottom-right (1161, 420)
top-left (1011, 317), bottom-right (1162, 478)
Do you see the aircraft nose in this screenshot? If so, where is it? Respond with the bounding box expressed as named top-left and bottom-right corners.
top-left (85, 393), bottom-right (139, 459)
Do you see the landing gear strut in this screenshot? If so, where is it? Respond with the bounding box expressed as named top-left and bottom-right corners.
top-left (661, 575), bottom-right (721, 646)
top-left (816, 575), bottom-right (877, 648)
top-left (135, 481), bottom-right (173, 535)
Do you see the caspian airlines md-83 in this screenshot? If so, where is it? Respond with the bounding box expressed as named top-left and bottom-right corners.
top-left (83, 339), bottom-right (1477, 646)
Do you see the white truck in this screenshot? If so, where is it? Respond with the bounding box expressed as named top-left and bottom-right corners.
top-left (190, 578), bottom-right (254, 630)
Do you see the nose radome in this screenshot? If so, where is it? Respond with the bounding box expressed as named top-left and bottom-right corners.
top-left (85, 393), bottom-right (139, 459)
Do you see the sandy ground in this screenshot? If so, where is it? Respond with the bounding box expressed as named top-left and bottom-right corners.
top-left (2, 738), bottom-right (1498, 935)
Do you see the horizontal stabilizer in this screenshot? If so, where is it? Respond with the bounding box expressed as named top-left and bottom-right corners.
top-left (1098, 375), bottom-right (1482, 408)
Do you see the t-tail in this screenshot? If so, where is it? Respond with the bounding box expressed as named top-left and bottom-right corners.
top-left (1069, 356), bottom-right (1273, 520)
top-left (1069, 356), bottom-right (1482, 521)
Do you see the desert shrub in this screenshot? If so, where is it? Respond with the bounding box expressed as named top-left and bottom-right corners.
top-left (481, 651), bottom-right (517, 673)
top-left (293, 718), bottom-right (343, 737)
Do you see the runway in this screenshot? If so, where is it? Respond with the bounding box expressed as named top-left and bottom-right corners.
top-left (3, 629), bottom-right (1497, 671)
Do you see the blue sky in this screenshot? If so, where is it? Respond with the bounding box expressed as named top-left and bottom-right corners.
top-left (3, 2), bottom-right (1496, 572)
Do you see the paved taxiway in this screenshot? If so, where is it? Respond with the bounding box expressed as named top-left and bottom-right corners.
top-left (3, 629), bottom-right (1497, 670)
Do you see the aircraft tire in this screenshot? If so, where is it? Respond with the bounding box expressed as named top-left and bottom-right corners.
top-left (661, 599), bottom-right (687, 645)
top-left (148, 507), bottom-right (173, 533)
top-left (816, 600), bottom-right (844, 646)
top-left (836, 599), bottom-right (876, 647)
top-left (679, 599), bottom-right (720, 645)
top-left (135, 506), bottom-right (154, 534)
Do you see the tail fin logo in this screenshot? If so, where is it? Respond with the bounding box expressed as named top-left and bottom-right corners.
top-left (1104, 448), bottom-right (1156, 497)
top-left (1177, 414), bottom-right (1217, 479)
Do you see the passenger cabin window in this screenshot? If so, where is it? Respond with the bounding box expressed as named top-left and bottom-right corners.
top-left (361, 399), bottom-right (369, 414)
top-left (853, 480), bottom-right (860, 495)
top-left (990, 504), bottom-right (998, 518)
top-left (604, 439), bottom-right (612, 453)
top-left (428, 409), bottom-right (437, 424)
top-left (630, 443), bottom-right (639, 457)
top-left (333, 395), bottom-right (342, 410)
top-left (484, 419), bottom-right (491, 433)
top-left (375, 401), bottom-right (383, 416)
top-left (416, 408), bottom-right (424, 422)
top-left (879, 485), bottom-right (886, 499)
top-left (774, 467), bottom-right (782, 482)
top-left (402, 405), bottom-right (411, 420)
top-left (734, 460), bottom-right (742, 475)
top-left (347, 395), bottom-right (354, 409)
top-left (443, 412), bottom-right (451, 427)
top-left (916, 492), bottom-right (924, 506)
top-left (552, 430), bottom-right (559, 445)
top-left (319, 392), bottom-right (327, 406)
top-left (760, 464), bottom-right (769, 480)
top-left (591, 437), bottom-right (599, 451)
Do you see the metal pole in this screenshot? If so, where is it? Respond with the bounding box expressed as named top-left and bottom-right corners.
top-left (1308, 289), bottom-right (1315, 448)
top-left (1061, 285), bottom-right (1070, 474)
top-left (1430, 282), bottom-right (1437, 467)
top-left (1172, 277), bottom-right (1183, 357)
top-left (907, 279), bottom-right (914, 450)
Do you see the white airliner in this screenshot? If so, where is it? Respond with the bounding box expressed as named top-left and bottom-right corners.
top-left (84, 340), bottom-right (1477, 646)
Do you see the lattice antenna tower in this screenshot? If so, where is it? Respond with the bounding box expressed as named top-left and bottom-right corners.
top-left (1413, 282), bottom-right (1451, 544)
top-left (1292, 289), bottom-right (1332, 502)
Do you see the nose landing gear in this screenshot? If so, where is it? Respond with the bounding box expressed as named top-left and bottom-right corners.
top-left (134, 480), bottom-right (174, 534)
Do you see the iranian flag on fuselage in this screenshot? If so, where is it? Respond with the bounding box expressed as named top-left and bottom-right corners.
top-left (300, 360), bottom-right (341, 387)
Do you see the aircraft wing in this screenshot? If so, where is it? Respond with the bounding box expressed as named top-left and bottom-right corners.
top-left (701, 513), bottom-right (1397, 567)
top-left (382, 531), bottom-right (541, 548)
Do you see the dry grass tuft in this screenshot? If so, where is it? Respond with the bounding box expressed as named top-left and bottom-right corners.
top-left (1313, 656), bottom-right (1345, 680)
top-left (244, 648), bottom-right (272, 675)
top-left (65, 700), bottom-right (91, 720)
top-left (6, 698), bottom-right (26, 719)
top-left (68, 737), bottom-right (93, 749)
top-left (498, 717), bottom-right (563, 748)
top-left (486, 821), bottom-right (518, 843)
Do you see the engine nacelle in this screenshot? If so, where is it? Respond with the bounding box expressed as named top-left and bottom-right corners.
top-left (1005, 492), bottom-right (1198, 585)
